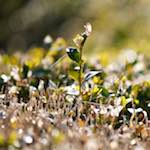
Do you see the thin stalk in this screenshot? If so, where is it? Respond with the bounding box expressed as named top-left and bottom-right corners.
top-left (49, 54), bottom-right (67, 69)
top-left (78, 35), bottom-right (87, 96)
top-left (79, 47), bottom-right (83, 96)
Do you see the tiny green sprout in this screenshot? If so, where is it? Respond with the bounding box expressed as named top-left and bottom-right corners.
top-left (66, 23), bottom-right (92, 96)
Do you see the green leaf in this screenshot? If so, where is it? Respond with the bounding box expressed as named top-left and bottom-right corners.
top-left (121, 96), bottom-right (127, 107)
top-left (22, 64), bottom-right (29, 79)
top-left (101, 87), bottom-right (109, 97)
top-left (0, 77), bottom-right (4, 90)
top-left (32, 67), bottom-right (50, 78)
top-left (68, 68), bottom-right (79, 81)
top-left (66, 47), bottom-right (80, 63)
top-left (84, 70), bottom-right (103, 81)
top-left (134, 99), bottom-right (139, 105)
top-left (18, 87), bottom-right (29, 103)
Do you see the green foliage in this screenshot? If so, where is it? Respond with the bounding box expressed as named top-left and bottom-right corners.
top-left (101, 87), bottom-right (109, 98)
top-left (0, 24), bottom-right (149, 149)
top-left (68, 68), bottom-right (79, 81)
top-left (66, 47), bottom-right (80, 63)
top-left (84, 70), bottom-right (104, 82)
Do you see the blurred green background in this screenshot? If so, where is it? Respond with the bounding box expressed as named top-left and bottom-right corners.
top-left (0, 0), bottom-right (150, 56)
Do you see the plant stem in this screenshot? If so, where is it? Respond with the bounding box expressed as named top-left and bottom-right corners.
top-left (79, 34), bottom-right (87, 97)
top-left (79, 48), bottom-right (83, 96)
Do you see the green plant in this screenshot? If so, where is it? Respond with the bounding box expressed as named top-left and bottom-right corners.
top-left (66, 23), bottom-right (92, 96)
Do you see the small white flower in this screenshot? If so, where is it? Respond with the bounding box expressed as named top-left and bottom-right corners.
top-left (1, 74), bottom-right (10, 82)
top-left (64, 84), bottom-right (79, 96)
top-left (9, 86), bottom-right (19, 94)
top-left (23, 135), bottom-right (33, 144)
top-left (0, 94), bottom-right (5, 99)
top-left (10, 67), bottom-right (20, 81)
top-left (43, 35), bottom-right (53, 44)
top-left (83, 23), bottom-right (92, 36)
top-left (38, 80), bottom-right (44, 91)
